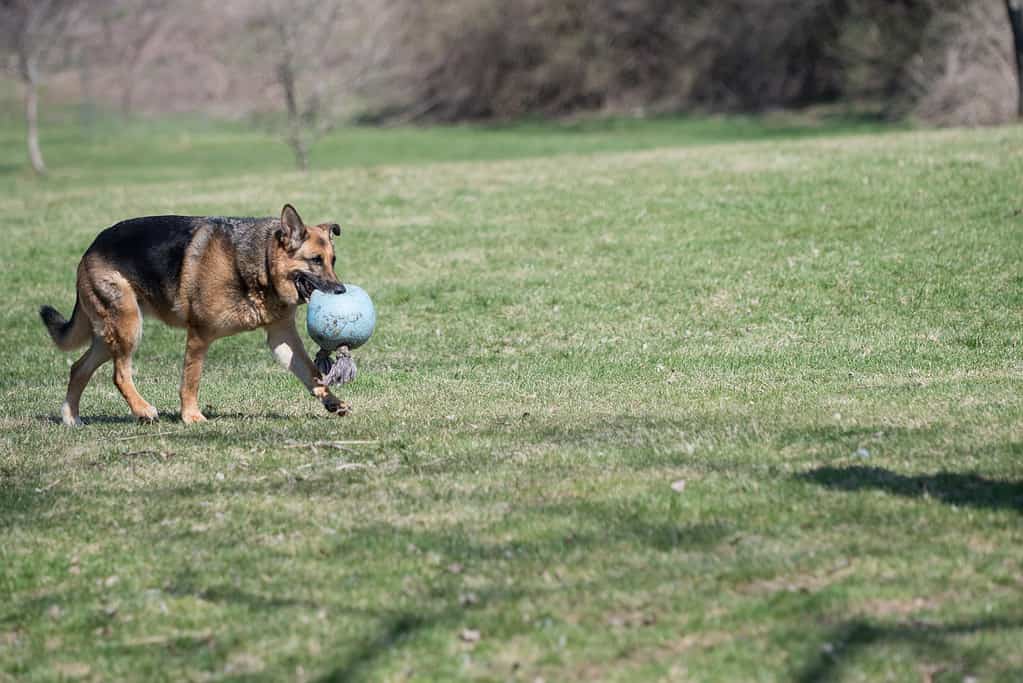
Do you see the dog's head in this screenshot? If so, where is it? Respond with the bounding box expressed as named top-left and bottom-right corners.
top-left (273, 204), bottom-right (345, 304)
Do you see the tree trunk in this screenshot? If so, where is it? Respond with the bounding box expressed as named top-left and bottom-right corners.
top-left (278, 57), bottom-right (310, 172)
top-left (121, 78), bottom-right (136, 119)
top-left (290, 138), bottom-right (310, 172)
top-left (78, 50), bottom-right (97, 131)
top-left (1008, 0), bottom-right (1023, 118)
top-left (20, 52), bottom-right (47, 177)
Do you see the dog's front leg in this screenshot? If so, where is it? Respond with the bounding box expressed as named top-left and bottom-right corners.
top-left (265, 318), bottom-right (350, 416)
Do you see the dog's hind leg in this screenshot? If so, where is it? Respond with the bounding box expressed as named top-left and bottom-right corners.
top-left (79, 263), bottom-right (159, 424)
top-left (112, 351), bottom-right (158, 424)
top-left (110, 310), bottom-right (159, 424)
top-left (61, 336), bottom-right (111, 427)
top-left (90, 281), bottom-right (159, 424)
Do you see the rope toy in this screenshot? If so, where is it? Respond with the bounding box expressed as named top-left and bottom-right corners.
top-left (314, 346), bottom-right (357, 386)
top-left (306, 284), bottom-right (376, 386)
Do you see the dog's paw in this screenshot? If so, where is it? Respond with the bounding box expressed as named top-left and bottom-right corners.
top-left (322, 395), bottom-right (351, 416)
top-left (181, 410), bottom-right (207, 425)
top-left (134, 404), bottom-right (160, 424)
top-left (60, 401), bottom-right (83, 427)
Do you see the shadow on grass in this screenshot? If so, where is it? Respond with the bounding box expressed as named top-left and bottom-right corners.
top-left (33, 410), bottom-right (300, 426)
top-left (315, 613), bottom-right (428, 682)
top-left (794, 614), bottom-right (1023, 682)
top-left (474, 412), bottom-right (764, 470)
top-left (799, 465), bottom-right (1023, 514)
top-left (323, 513), bottom-right (728, 560)
top-left (34, 414), bottom-right (149, 426)
top-left (102, 630), bottom-right (218, 658)
top-left (0, 461), bottom-right (57, 532)
top-left (163, 569), bottom-right (326, 612)
top-left (0, 458), bottom-right (729, 678)
top-left (2, 495), bottom-right (700, 679)
top-left (776, 425), bottom-right (937, 450)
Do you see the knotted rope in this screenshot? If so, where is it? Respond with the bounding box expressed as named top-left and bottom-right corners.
top-left (314, 346), bottom-right (357, 386)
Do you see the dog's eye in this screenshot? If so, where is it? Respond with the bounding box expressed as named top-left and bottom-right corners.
top-left (331, 255), bottom-right (336, 266)
top-left (309, 256), bottom-right (324, 266)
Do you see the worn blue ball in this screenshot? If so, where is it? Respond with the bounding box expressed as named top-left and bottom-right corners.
top-left (307, 285), bottom-right (376, 351)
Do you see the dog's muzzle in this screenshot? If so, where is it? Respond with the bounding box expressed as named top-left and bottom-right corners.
top-left (293, 272), bottom-right (346, 301)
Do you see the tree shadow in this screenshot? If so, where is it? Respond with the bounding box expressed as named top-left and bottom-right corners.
top-left (101, 630), bottom-right (218, 658)
top-left (6, 462), bottom-right (733, 556)
top-left (794, 614), bottom-right (1023, 682)
top-left (0, 463), bottom-right (58, 532)
top-left (1, 455), bottom-right (732, 678)
top-left (776, 425), bottom-right (938, 451)
top-left (315, 612), bottom-right (429, 683)
top-left (473, 411), bottom-right (765, 471)
top-left (799, 465), bottom-right (1023, 514)
top-left (162, 570), bottom-right (326, 612)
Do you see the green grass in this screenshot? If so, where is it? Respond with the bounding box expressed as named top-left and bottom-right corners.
top-left (1, 113), bottom-right (1022, 682)
top-left (0, 107), bottom-right (892, 190)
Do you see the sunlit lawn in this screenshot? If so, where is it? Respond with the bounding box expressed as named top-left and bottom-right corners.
top-left (1, 112), bottom-right (1021, 681)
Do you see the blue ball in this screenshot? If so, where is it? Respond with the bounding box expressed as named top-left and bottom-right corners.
top-left (307, 284), bottom-right (376, 351)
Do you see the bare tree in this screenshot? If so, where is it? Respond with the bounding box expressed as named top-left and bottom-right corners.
top-left (238, 0), bottom-right (396, 171)
top-left (237, 1), bottom-right (343, 171)
top-left (0, 0), bottom-right (96, 176)
top-left (103, 0), bottom-right (174, 118)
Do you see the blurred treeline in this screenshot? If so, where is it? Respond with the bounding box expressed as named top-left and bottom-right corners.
top-left (384, 0), bottom-right (1016, 127)
top-left (1, 0), bottom-right (1018, 127)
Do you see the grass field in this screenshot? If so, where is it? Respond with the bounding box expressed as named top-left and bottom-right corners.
top-left (1, 114), bottom-right (1022, 682)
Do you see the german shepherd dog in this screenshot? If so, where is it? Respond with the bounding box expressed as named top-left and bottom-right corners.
top-left (40, 204), bottom-right (351, 426)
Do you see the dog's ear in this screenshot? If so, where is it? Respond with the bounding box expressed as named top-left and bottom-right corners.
top-left (328, 223), bottom-right (341, 237)
top-left (277, 204), bottom-right (307, 251)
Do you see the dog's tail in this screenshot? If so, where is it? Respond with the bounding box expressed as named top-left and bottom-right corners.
top-left (40, 299), bottom-right (90, 351)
